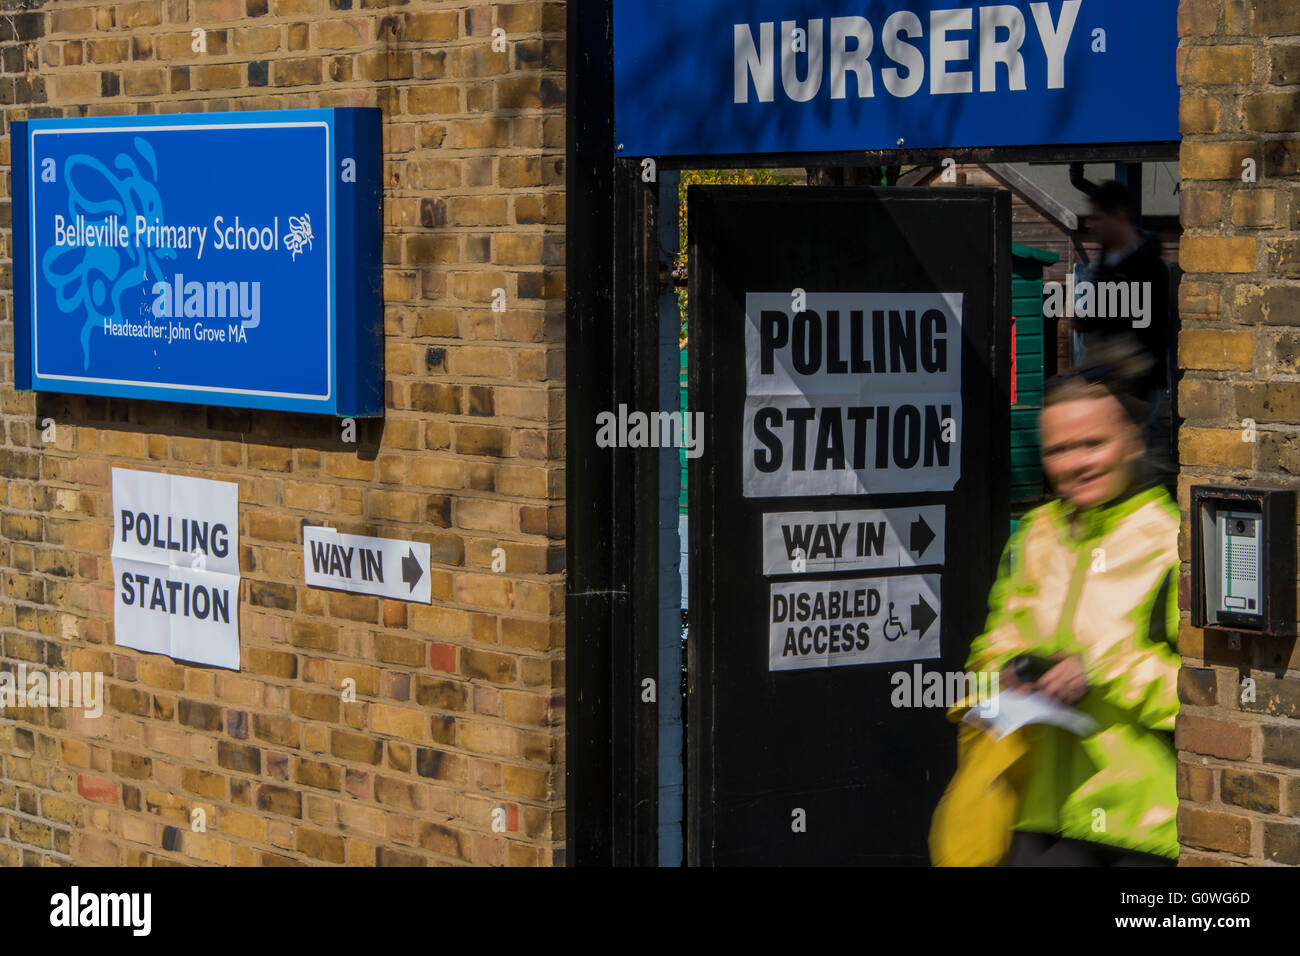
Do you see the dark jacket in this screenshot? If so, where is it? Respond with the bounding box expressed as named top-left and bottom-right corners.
top-left (1074, 231), bottom-right (1174, 393)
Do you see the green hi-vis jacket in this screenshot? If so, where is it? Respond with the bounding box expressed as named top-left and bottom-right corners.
top-left (966, 484), bottom-right (1181, 860)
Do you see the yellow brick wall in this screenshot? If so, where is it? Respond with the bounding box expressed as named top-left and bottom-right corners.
top-left (0, 0), bottom-right (566, 866)
top-left (1175, 0), bottom-right (1300, 866)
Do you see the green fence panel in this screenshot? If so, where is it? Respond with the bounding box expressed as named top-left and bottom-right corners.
top-left (1009, 243), bottom-right (1058, 504)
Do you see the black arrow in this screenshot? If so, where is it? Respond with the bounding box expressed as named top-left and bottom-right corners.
top-left (401, 548), bottom-right (423, 593)
top-left (909, 515), bottom-right (936, 558)
top-left (910, 595), bottom-right (937, 639)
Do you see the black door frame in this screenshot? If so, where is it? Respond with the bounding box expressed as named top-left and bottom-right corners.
top-left (564, 0), bottom-right (661, 866)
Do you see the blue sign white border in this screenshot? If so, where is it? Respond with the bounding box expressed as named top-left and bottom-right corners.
top-left (611, 0), bottom-right (1181, 159)
top-left (12, 107), bottom-right (383, 417)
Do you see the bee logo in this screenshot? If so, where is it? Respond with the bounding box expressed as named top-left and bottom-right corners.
top-left (286, 214), bottom-right (314, 261)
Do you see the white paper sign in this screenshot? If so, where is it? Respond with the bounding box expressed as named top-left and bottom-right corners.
top-left (111, 468), bottom-right (241, 670)
top-left (762, 505), bottom-right (945, 575)
top-left (743, 292), bottom-right (963, 497)
top-left (768, 573), bottom-right (941, 672)
top-left (303, 527), bottom-right (431, 604)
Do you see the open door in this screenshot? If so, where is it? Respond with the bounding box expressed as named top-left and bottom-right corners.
top-left (687, 186), bottom-right (1011, 865)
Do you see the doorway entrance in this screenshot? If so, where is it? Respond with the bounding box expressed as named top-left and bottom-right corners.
top-left (565, 0), bottom-right (1182, 868)
top-left (685, 185), bottom-right (1010, 864)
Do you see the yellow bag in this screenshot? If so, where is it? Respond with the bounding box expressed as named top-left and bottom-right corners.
top-left (928, 708), bottom-right (1031, 867)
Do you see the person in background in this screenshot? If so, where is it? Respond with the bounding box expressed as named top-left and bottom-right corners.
top-left (966, 354), bottom-right (1180, 866)
top-left (1072, 179), bottom-right (1177, 469)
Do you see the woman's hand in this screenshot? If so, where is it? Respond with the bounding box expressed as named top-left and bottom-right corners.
top-left (1034, 655), bottom-right (1089, 705)
top-left (1000, 662), bottom-right (1027, 694)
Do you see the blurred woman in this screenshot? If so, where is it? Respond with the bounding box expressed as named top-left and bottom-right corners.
top-left (966, 358), bottom-right (1180, 866)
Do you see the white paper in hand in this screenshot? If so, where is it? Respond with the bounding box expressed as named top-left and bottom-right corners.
top-left (962, 690), bottom-right (1100, 742)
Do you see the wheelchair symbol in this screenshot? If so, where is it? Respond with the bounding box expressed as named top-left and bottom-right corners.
top-left (882, 601), bottom-right (908, 642)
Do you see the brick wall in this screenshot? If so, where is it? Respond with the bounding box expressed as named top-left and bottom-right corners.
top-left (0, 0), bottom-right (566, 866)
top-left (1176, 0), bottom-right (1300, 865)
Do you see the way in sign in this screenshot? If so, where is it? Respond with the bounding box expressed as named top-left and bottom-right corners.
top-left (309, 539), bottom-right (384, 583)
top-left (762, 506), bottom-right (945, 575)
top-left (302, 527), bottom-right (432, 604)
top-left (782, 516), bottom-right (934, 562)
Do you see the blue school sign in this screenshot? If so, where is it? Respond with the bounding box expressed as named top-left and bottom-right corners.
top-left (12, 108), bottom-right (382, 416)
top-left (613, 0), bottom-right (1179, 157)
